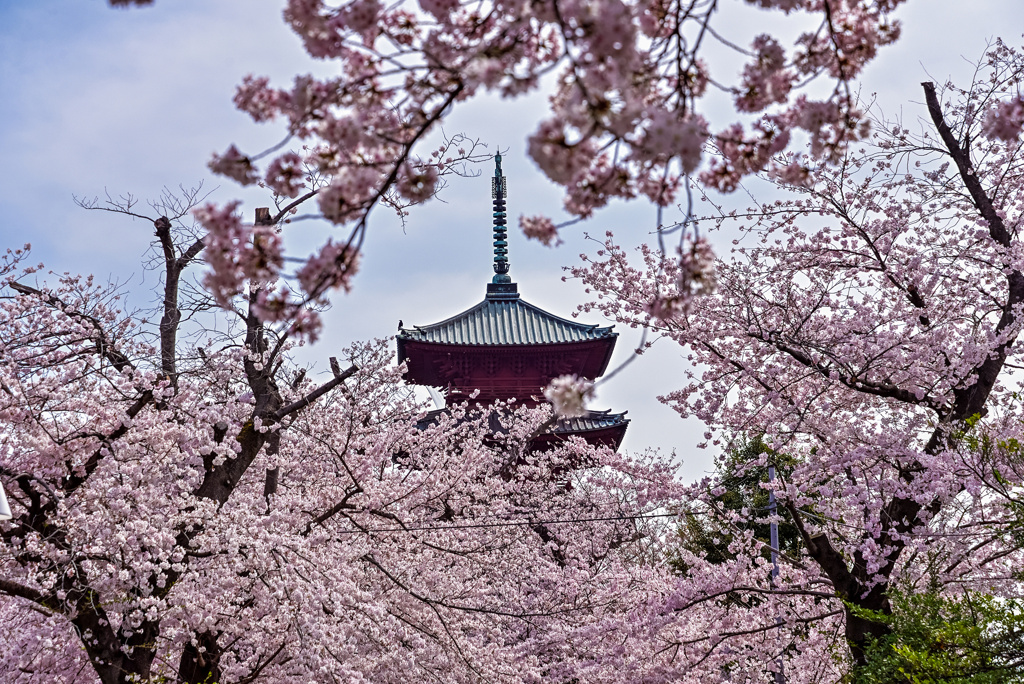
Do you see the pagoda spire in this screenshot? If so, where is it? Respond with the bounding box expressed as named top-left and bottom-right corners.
top-left (491, 153), bottom-right (511, 284)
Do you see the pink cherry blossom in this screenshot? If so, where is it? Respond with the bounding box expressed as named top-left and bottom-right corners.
top-left (338, 0), bottom-right (382, 34)
top-left (189, 0), bottom-right (908, 314)
top-left (983, 96), bottom-right (1024, 141)
top-left (544, 374), bottom-right (596, 417)
top-left (264, 152), bottom-right (307, 199)
top-left (317, 166), bottom-right (384, 224)
top-left (520, 214), bottom-right (563, 246)
top-left (295, 238), bottom-right (360, 296)
top-left (207, 144), bottom-right (259, 186)
top-left (195, 201), bottom-right (283, 307)
top-left (574, 46), bottom-right (1024, 666)
top-left (736, 35), bottom-right (795, 112)
top-left (395, 161), bottom-right (439, 203)
top-left (634, 110), bottom-right (708, 173)
top-left (233, 75), bottom-right (285, 123)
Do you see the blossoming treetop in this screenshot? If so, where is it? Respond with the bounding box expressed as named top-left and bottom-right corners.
top-left (162, 0), bottom-right (910, 333)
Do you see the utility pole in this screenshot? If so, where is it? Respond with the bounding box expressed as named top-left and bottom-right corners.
top-left (768, 464), bottom-right (785, 684)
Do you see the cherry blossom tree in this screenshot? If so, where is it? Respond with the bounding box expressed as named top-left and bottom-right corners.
top-left (108, 0), bottom-right (916, 331)
top-left (575, 40), bottom-right (1024, 669)
top-left (0, 198), bottom-right (946, 684)
top-left (0, 205), bottom-right (694, 683)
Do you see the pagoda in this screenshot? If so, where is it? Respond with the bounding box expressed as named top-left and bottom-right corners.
top-left (396, 154), bottom-right (629, 450)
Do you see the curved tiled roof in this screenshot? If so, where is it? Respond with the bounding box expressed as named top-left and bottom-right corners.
top-left (398, 296), bottom-right (615, 346)
top-left (415, 407), bottom-right (628, 435)
top-left (553, 409), bottom-right (629, 433)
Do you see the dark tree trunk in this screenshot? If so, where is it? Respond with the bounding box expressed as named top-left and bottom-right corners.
top-left (178, 631), bottom-right (223, 684)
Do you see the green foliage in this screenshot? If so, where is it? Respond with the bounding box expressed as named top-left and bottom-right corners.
top-left (672, 436), bottom-right (803, 572)
top-left (952, 414), bottom-right (1024, 568)
top-left (854, 590), bottom-right (1024, 684)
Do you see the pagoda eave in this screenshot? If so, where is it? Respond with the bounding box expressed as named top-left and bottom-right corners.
top-left (530, 423), bottom-right (629, 452)
top-left (415, 407), bottom-right (629, 452)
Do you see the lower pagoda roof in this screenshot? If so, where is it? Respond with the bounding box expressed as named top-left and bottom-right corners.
top-left (414, 406), bottom-right (630, 451)
top-left (550, 409), bottom-right (630, 434)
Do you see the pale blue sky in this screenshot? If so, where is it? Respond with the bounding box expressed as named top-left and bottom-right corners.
top-left (0, 0), bottom-right (1019, 479)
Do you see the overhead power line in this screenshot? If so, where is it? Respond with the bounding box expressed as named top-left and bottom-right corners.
top-left (334, 511), bottom-right (680, 535)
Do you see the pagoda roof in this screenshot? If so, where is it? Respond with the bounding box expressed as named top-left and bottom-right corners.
top-left (552, 409), bottom-right (630, 434)
top-left (398, 290), bottom-right (616, 347)
top-left (415, 407), bottom-right (629, 449)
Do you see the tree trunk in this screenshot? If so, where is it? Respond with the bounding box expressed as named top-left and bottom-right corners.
top-left (179, 631), bottom-right (223, 684)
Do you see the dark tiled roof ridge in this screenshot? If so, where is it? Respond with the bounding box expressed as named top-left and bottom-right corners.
top-left (398, 295), bottom-right (615, 346)
top-left (415, 407), bottom-right (629, 434)
top-left (553, 409), bottom-right (630, 433)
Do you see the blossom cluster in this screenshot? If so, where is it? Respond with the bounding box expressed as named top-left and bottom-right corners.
top-left (196, 0), bottom-right (912, 312)
top-left (195, 201), bottom-right (283, 308)
top-left (519, 214), bottom-right (562, 246)
top-left (572, 47), bottom-right (1024, 670)
top-left (543, 373), bottom-right (596, 417)
top-left (983, 96), bottom-right (1024, 141)
top-left (195, 135), bottom-right (485, 336)
top-left (2, 271), bottom-right (781, 682)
